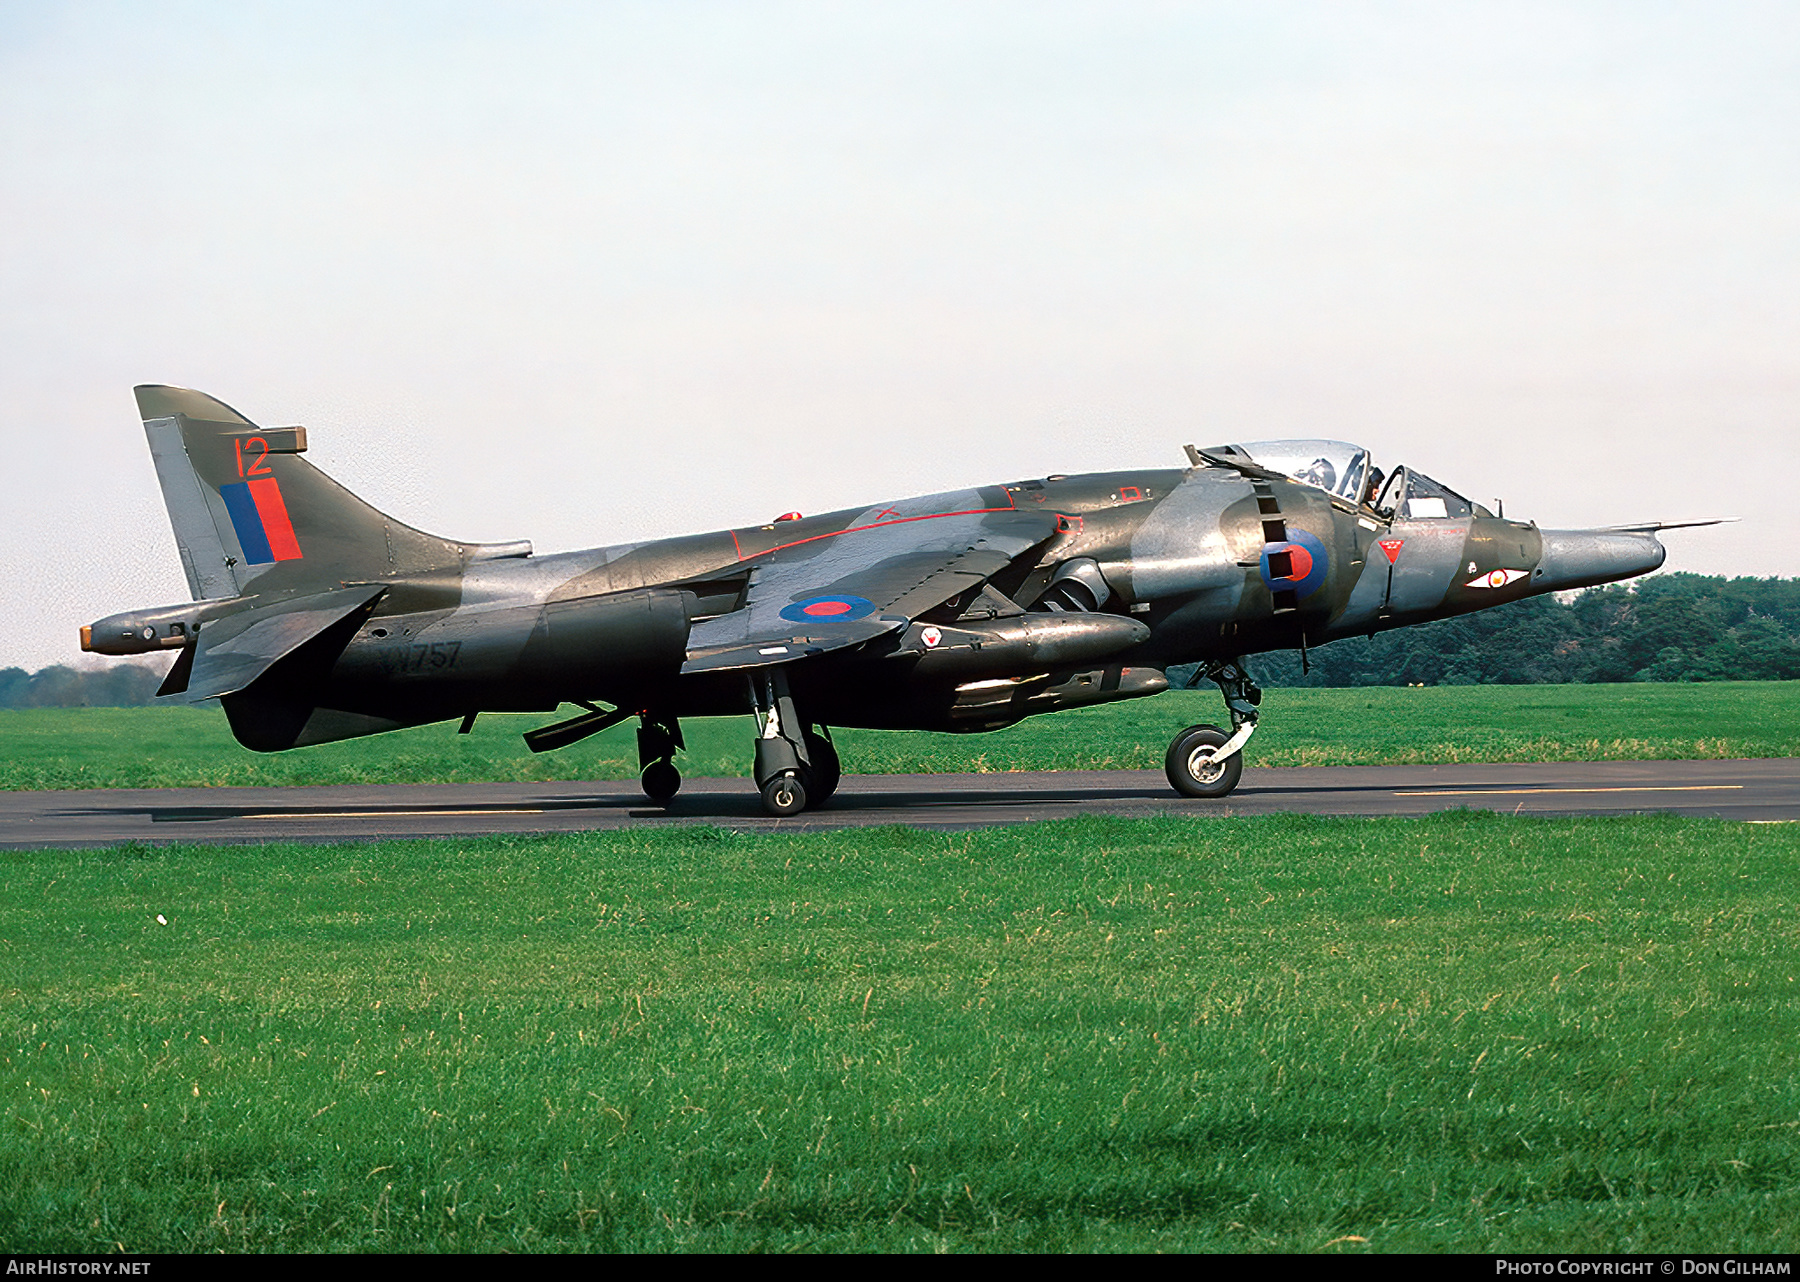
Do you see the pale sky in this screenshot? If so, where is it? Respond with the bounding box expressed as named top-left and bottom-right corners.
top-left (3, 2), bottom-right (1796, 671)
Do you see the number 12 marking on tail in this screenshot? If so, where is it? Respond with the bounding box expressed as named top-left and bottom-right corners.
top-left (235, 437), bottom-right (273, 477)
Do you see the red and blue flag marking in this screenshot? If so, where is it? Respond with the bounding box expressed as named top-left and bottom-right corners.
top-left (220, 478), bottom-right (302, 564)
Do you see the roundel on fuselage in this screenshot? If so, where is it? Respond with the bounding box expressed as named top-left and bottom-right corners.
top-left (1259, 529), bottom-right (1329, 598)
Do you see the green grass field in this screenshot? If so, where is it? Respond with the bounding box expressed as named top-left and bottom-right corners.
top-left (4, 814), bottom-right (1797, 1252)
top-left (3, 681), bottom-right (1798, 791)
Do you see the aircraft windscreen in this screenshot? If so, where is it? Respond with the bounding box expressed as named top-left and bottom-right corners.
top-left (1228, 439), bottom-right (1371, 504)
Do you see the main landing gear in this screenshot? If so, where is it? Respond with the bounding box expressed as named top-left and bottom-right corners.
top-left (522, 703), bottom-right (690, 808)
top-left (1165, 659), bottom-right (1261, 800)
top-left (749, 669), bottom-right (840, 817)
top-left (637, 712), bottom-right (684, 807)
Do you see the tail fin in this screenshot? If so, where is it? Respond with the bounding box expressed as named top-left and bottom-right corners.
top-left (136, 385), bottom-right (520, 600)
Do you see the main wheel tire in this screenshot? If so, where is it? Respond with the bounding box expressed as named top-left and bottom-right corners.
top-left (1165, 724), bottom-right (1244, 799)
top-left (802, 730), bottom-right (841, 805)
top-left (760, 771), bottom-right (808, 818)
top-left (641, 759), bottom-right (681, 806)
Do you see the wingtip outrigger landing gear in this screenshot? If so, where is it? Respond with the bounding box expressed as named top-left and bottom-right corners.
top-left (749, 668), bottom-right (839, 817)
top-left (801, 725), bottom-right (841, 805)
top-left (1165, 659), bottom-right (1261, 799)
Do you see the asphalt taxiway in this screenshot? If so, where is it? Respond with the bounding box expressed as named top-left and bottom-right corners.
top-left (2, 758), bottom-right (1796, 849)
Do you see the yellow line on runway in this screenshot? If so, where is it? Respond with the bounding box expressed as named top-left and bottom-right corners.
top-left (248, 809), bottom-right (548, 819)
top-left (1392, 785), bottom-right (1744, 798)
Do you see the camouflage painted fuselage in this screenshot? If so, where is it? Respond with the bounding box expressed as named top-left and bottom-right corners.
top-left (83, 387), bottom-right (1667, 754)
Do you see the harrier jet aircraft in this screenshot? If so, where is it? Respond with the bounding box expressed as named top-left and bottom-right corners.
top-left (83, 386), bottom-right (1710, 815)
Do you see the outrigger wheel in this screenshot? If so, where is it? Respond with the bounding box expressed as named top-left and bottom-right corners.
top-left (761, 771), bottom-right (808, 817)
top-left (755, 732), bottom-right (837, 819)
top-left (750, 668), bottom-right (825, 817)
top-left (802, 727), bottom-right (840, 805)
top-left (1164, 658), bottom-right (1262, 800)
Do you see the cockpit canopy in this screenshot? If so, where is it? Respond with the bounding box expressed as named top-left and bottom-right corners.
top-left (1225, 439), bottom-right (1369, 504)
top-left (1208, 438), bottom-right (1480, 521)
top-left (1374, 467), bottom-right (1475, 521)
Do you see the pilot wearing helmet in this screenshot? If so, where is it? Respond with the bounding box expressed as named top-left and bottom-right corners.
top-left (1293, 458), bottom-right (1337, 492)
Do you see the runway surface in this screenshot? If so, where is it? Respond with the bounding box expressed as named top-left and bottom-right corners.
top-left (2, 758), bottom-right (1797, 848)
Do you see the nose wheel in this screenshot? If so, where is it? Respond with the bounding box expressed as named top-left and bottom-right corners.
top-left (1165, 724), bottom-right (1243, 798)
top-left (1164, 659), bottom-right (1260, 800)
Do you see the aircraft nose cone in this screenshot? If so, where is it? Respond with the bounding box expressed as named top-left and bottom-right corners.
top-left (1534, 529), bottom-right (1666, 592)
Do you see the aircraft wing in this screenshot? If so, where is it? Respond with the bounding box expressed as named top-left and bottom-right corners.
top-left (682, 508), bottom-right (1058, 674)
top-left (175, 584), bottom-right (387, 702)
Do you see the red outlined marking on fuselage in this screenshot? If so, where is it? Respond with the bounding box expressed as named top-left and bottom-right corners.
top-left (729, 491), bottom-right (1023, 562)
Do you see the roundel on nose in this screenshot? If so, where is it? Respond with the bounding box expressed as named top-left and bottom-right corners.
top-left (1259, 528), bottom-right (1330, 598)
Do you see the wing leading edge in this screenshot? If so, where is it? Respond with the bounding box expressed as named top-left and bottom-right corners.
top-left (682, 508), bottom-right (1058, 674)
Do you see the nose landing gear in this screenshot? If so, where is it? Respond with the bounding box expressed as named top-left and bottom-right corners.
top-left (1165, 659), bottom-right (1260, 800)
top-left (1166, 724), bottom-right (1242, 798)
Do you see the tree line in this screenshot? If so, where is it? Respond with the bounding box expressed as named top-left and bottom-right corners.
top-left (0, 663), bottom-right (166, 709)
top-left (3, 574), bottom-right (1796, 708)
top-left (1252, 573), bottom-right (1800, 687)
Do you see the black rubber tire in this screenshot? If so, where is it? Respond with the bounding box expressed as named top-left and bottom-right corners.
top-left (802, 730), bottom-right (841, 806)
top-left (1165, 724), bottom-right (1244, 799)
top-left (640, 759), bottom-right (681, 806)
top-left (760, 771), bottom-right (808, 818)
